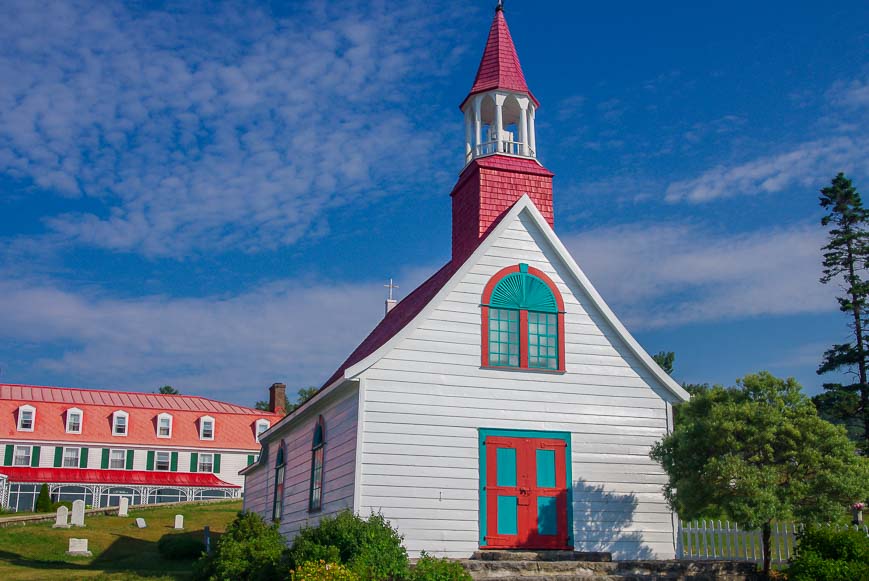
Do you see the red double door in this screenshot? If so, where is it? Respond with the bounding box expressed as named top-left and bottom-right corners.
top-left (484, 436), bottom-right (569, 549)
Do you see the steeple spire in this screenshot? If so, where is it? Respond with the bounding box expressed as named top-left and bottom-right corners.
top-left (460, 4), bottom-right (538, 111)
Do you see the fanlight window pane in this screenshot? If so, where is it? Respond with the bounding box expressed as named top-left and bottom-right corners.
top-left (488, 308), bottom-right (519, 367)
top-left (528, 312), bottom-right (558, 369)
top-left (63, 448), bottom-right (80, 468)
top-left (109, 450), bottom-right (126, 469)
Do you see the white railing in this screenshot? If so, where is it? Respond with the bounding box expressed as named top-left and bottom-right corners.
top-left (471, 140), bottom-right (535, 160)
top-left (677, 519), bottom-right (869, 564)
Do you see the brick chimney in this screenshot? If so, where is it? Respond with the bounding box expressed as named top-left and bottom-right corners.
top-left (268, 382), bottom-right (287, 414)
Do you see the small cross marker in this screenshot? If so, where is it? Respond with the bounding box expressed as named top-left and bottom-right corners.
top-left (384, 278), bottom-right (399, 301)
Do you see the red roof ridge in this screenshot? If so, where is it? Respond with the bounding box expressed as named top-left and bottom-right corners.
top-left (461, 7), bottom-right (538, 109)
top-left (0, 383), bottom-right (280, 417)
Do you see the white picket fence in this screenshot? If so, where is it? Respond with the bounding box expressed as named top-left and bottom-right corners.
top-left (677, 519), bottom-right (869, 564)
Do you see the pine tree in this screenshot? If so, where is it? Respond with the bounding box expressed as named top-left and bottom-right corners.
top-left (817, 173), bottom-right (869, 453)
top-left (35, 483), bottom-right (52, 513)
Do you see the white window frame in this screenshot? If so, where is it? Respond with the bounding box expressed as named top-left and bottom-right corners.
top-left (109, 449), bottom-right (126, 470)
top-left (66, 408), bottom-right (83, 434)
top-left (155, 451), bottom-right (171, 471)
top-left (62, 447), bottom-right (81, 468)
top-left (13, 445), bottom-right (32, 466)
top-left (17, 405), bottom-right (35, 432)
top-left (156, 413), bottom-right (173, 438)
top-left (112, 410), bottom-right (129, 436)
top-left (198, 452), bottom-right (214, 473)
top-left (199, 416), bottom-right (215, 440)
top-left (255, 419), bottom-right (270, 441)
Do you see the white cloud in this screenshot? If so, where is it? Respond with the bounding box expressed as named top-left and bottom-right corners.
top-left (0, 0), bottom-right (465, 257)
top-left (663, 136), bottom-right (869, 203)
top-left (0, 265), bottom-right (439, 402)
top-left (563, 222), bottom-right (832, 328)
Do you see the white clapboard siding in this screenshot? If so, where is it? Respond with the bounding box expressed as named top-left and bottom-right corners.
top-left (357, 209), bottom-right (678, 559)
top-left (242, 387), bottom-right (358, 542)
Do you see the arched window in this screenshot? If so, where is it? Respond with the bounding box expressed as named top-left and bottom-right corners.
top-left (272, 443), bottom-right (285, 522)
top-left (308, 416), bottom-right (325, 512)
top-left (481, 263), bottom-right (565, 371)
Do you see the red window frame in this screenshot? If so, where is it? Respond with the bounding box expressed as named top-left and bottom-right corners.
top-left (481, 264), bottom-right (566, 372)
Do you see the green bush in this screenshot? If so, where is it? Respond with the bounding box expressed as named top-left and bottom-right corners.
top-left (410, 553), bottom-right (472, 581)
top-left (285, 511), bottom-right (409, 581)
top-left (51, 501), bottom-right (72, 512)
top-left (290, 560), bottom-right (359, 581)
top-left (788, 526), bottom-right (869, 581)
top-left (35, 483), bottom-right (52, 513)
top-left (193, 511), bottom-right (287, 581)
top-left (158, 533), bottom-right (206, 560)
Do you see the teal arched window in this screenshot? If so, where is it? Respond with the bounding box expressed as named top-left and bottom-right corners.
top-left (482, 263), bottom-right (565, 371)
top-left (308, 416), bottom-right (325, 512)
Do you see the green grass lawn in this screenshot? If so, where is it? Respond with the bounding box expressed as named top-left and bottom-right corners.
top-left (0, 500), bottom-right (242, 580)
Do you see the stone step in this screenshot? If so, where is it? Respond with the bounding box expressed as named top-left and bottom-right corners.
top-left (471, 550), bottom-right (612, 562)
top-left (461, 559), bottom-right (759, 581)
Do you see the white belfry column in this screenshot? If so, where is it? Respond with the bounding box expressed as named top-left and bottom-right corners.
top-left (494, 93), bottom-right (506, 152)
top-left (473, 96), bottom-right (482, 158)
top-left (518, 98), bottom-right (529, 156)
top-left (528, 105), bottom-right (537, 157)
top-left (464, 108), bottom-right (472, 161)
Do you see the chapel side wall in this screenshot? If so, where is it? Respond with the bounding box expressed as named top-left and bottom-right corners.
top-left (243, 460), bottom-right (270, 515)
top-left (358, 212), bottom-right (677, 559)
top-left (274, 388), bottom-right (358, 540)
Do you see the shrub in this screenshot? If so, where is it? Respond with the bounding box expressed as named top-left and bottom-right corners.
top-left (410, 553), bottom-right (472, 581)
top-left (290, 560), bottom-right (359, 581)
top-left (788, 526), bottom-right (869, 581)
top-left (35, 483), bottom-right (52, 513)
top-left (51, 501), bottom-right (72, 512)
top-left (285, 511), bottom-right (409, 581)
top-left (193, 511), bottom-right (287, 581)
top-left (158, 533), bottom-right (206, 560)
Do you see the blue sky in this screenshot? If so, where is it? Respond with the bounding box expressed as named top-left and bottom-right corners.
top-left (1, 0), bottom-right (867, 405)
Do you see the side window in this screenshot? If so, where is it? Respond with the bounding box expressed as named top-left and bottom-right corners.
top-left (272, 444), bottom-right (286, 521)
top-left (308, 416), bottom-right (325, 512)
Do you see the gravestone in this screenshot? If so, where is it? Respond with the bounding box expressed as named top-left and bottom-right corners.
top-left (174, 514), bottom-right (184, 529)
top-left (135, 517), bottom-right (146, 528)
top-left (71, 500), bottom-right (85, 527)
top-left (53, 505), bottom-right (70, 528)
top-left (66, 538), bottom-right (92, 557)
top-left (118, 497), bottom-right (129, 517)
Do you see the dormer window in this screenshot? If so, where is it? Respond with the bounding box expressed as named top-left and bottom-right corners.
top-left (255, 419), bottom-right (270, 441)
top-left (112, 411), bottom-right (129, 436)
top-left (157, 413), bottom-right (172, 438)
top-left (17, 405), bottom-right (35, 432)
top-left (199, 416), bottom-right (215, 440)
top-left (66, 408), bottom-right (83, 434)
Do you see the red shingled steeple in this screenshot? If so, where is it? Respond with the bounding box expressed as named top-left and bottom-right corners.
top-left (461, 4), bottom-right (539, 110)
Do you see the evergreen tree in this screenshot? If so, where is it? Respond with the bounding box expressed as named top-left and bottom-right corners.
top-left (35, 483), bottom-right (52, 513)
top-left (652, 351), bottom-right (675, 375)
top-left (157, 385), bottom-right (179, 395)
top-left (817, 173), bottom-right (869, 453)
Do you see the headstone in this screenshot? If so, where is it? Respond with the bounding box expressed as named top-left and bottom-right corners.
top-left (174, 514), bottom-right (184, 529)
top-left (53, 505), bottom-right (70, 528)
top-left (66, 538), bottom-right (92, 557)
top-left (71, 500), bottom-right (85, 527)
top-left (135, 517), bottom-right (146, 528)
top-left (118, 497), bottom-right (129, 517)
